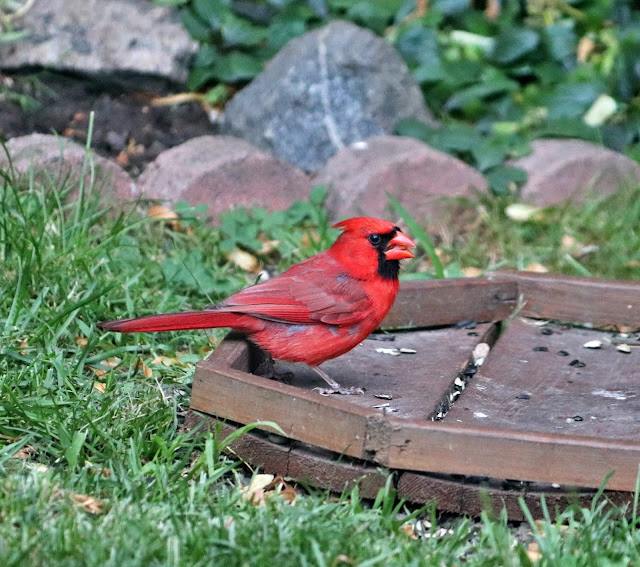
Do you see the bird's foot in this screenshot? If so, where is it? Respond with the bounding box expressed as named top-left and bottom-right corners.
top-left (313, 385), bottom-right (365, 396)
top-left (309, 366), bottom-right (364, 395)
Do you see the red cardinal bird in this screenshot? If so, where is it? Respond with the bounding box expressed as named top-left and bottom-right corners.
top-left (99, 217), bottom-right (415, 395)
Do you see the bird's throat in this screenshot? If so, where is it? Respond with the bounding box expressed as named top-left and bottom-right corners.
top-left (377, 255), bottom-right (400, 280)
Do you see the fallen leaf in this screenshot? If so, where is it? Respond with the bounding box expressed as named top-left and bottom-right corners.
top-left (525, 262), bottom-right (549, 273)
top-left (526, 542), bottom-right (542, 562)
top-left (148, 205), bottom-right (183, 232)
top-left (148, 205), bottom-right (178, 221)
top-left (151, 355), bottom-right (184, 367)
top-left (577, 36), bottom-right (595, 62)
top-left (399, 522), bottom-right (417, 539)
top-left (116, 151), bottom-right (129, 166)
top-left (88, 356), bottom-right (121, 377)
top-left (462, 267), bottom-right (483, 278)
top-left (264, 476), bottom-right (297, 504)
top-left (227, 248), bottom-right (260, 273)
top-left (12, 445), bottom-right (36, 459)
top-left (242, 474), bottom-right (274, 505)
top-left (505, 203), bottom-right (543, 222)
top-left (93, 381), bottom-right (106, 393)
top-left (241, 474), bottom-right (297, 505)
top-left (71, 493), bottom-right (104, 515)
top-left (75, 336), bottom-right (88, 347)
top-left (332, 554), bottom-right (357, 566)
top-left (561, 234), bottom-right (576, 249)
top-left (259, 239), bottom-right (280, 255)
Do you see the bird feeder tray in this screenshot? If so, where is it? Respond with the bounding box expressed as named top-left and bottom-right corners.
top-left (186, 271), bottom-right (640, 519)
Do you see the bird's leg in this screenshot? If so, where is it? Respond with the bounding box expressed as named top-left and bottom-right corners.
top-left (254, 352), bottom-right (276, 378)
top-left (311, 366), bottom-right (364, 396)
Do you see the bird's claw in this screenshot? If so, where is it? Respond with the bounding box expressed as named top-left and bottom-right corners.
top-left (313, 386), bottom-right (365, 396)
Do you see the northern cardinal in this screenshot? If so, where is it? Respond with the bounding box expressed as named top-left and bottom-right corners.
top-left (99, 217), bottom-right (415, 395)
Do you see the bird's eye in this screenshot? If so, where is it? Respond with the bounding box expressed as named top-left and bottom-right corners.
top-left (368, 233), bottom-right (381, 245)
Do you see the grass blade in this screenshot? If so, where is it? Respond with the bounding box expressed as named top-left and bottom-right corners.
top-left (387, 192), bottom-right (445, 278)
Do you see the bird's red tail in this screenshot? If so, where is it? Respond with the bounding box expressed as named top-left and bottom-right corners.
top-left (97, 310), bottom-right (258, 333)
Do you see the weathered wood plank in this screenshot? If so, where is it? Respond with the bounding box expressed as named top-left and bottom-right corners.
top-left (262, 324), bottom-right (497, 422)
top-left (396, 472), bottom-right (633, 521)
top-left (184, 411), bottom-right (389, 499)
top-left (382, 278), bottom-right (518, 328)
top-left (446, 318), bottom-right (640, 439)
top-left (191, 348), bottom-right (371, 458)
top-left (488, 271), bottom-right (640, 328)
top-left (384, 419), bottom-right (640, 491)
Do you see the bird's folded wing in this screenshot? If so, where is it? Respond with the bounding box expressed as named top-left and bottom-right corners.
top-left (213, 268), bottom-right (371, 327)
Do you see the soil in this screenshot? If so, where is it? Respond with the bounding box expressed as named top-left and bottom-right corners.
top-left (0, 71), bottom-right (218, 176)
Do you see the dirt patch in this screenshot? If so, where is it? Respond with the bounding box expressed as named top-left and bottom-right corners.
top-left (0, 71), bottom-right (217, 176)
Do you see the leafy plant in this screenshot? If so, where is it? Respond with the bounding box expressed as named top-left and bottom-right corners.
top-left (168, 0), bottom-right (640, 195)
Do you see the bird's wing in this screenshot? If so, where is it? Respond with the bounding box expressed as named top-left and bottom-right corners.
top-left (213, 255), bottom-right (372, 327)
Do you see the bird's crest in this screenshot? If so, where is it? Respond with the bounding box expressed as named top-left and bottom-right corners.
top-left (333, 217), bottom-right (398, 235)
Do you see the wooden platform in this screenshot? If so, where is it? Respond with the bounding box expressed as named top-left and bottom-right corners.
top-left (186, 272), bottom-right (640, 518)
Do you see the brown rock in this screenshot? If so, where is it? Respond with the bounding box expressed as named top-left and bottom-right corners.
top-left (317, 136), bottom-right (487, 221)
top-left (0, 133), bottom-right (138, 202)
top-left (137, 136), bottom-right (311, 217)
top-left (509, 139), bottom-right (640, 206)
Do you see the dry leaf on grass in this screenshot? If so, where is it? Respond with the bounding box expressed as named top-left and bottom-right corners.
top-left (525, 262), bottom-right (549, 273)
top-left (462, 267), bottom-right (483, 278)
top-left (241, 474), bottom-right (297, 505)
top-left (71, 493), bottom-right (104, 515)
top-left (93, 381), bottom-right (106, 394)
top-left (526, 541), bottom-right (542, 562)
top-left (75, 336), bottom-right (88, 347)
top-left (505, 203), bottom-right (543, 222)
top-left (12, 445), bottom-right (36, 459)
top-left (151, 355), bottom-right (185, 367)
top-left (227, 248), bottom-right (260, 273)
top-left (148, 205), bottom-right (186, 232)
top-left (88, 357), bottom-right (121, 377)
top-left (332, 554), bottom-right (357, 566)
top-left (399, 522), bottom-right (417, 539)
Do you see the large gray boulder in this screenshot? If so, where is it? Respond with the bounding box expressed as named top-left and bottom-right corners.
top-left (0, 0), bottom-right (197, 88)
top-left (222, 20), bottom-right (436, 172)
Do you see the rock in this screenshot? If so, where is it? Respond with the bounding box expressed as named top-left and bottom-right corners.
top-left (222, 20), bottom-right (436, 172)
top-left (0, 133), bottom-right (138, 202)
top-left (317, 136), bottom-right (487, 221)
top-left (137, 136), bottom-right (311, 217)
top-left (0, 0), bottom-right (197, 88)
top-left (509, 139), bottom-right (640, 206)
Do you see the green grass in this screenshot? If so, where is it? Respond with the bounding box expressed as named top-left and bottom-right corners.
top-left (1, 152), bottom-right (640, 566)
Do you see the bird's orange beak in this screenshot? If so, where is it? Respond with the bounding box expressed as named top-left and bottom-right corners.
top-left (385, 231), bottom-right (415, 260)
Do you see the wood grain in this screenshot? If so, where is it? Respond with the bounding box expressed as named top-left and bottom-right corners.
top-left (446, 318), bottom-right (640, 439)
top-left (488, 271), bottom-right (640, 328)
top-left (382, 278), bottom-right (517, 328)
top-left (384, 419), bottom-right (640, 491)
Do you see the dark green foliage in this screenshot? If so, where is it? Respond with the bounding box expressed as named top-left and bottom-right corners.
top-left (170, 0), bottom-right (640, 195)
